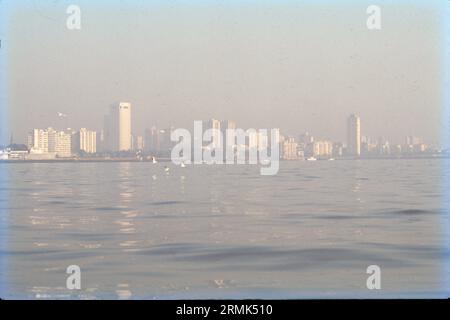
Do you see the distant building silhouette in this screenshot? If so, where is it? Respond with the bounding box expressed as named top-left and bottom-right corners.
top-left (103, 102), bottom-right (132, 152)
top-left (347, 114), bottom-right (361, 156)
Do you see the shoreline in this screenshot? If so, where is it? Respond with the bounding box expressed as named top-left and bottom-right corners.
top-left (0, 155), bottom-right (448, 164)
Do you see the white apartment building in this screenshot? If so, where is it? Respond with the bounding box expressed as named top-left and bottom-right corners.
top-left (313, 140), bottom-right (333, 157)
top-left (72, 128), bottom-right (97, 154)
top-left (28, 128), bottom-right (72, 157)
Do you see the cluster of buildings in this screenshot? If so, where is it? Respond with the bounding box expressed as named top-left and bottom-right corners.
top-left (280, 114), bottom-right (360, 160)
top-left (279, 114), bottom-right (432, 160)
top-left (0, 103), bottom-right (437, 160)
top-left (3, 103), bottom-right (130, 160)
top-left (142, 119), bottom-right (239, 157)
top-left (277, 115), bottom-right (356, 160)
top-left (26, 127), bottom-right (96, 159)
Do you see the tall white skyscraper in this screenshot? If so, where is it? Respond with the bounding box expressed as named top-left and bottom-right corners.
top-left (119, 102), bottom-right (131, 151)
top-left (347, 114), bottom-right (361, 156)
top-left (103, 102), bottom-right (132, 152)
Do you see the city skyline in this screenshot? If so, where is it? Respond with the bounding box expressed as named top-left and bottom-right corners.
top-left (1, 2), bottom-right (444, 147)
top-left (1, 107), bottom-right (440, 161)
top-left (5, 104), bottom-right (443, 150)
top-left (2, 102), bottom-right (440, 151)
top-left (0, 1), bottom-right (449, 301)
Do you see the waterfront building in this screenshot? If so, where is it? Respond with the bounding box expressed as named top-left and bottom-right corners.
top-left (135, 135), bottom-right (144, 151)
top-left (282, 137), bottom-right (298, 160)
top-left (313, 140), bottom-right (333, 158)
top-left (72, 128), bottom-right (97, 154)
top-left (27, 128), bottom-right (72, 157)
top-left (103, 102), bottom-right (132, 152)
top-left (347, 114), bottom-right (361, 156)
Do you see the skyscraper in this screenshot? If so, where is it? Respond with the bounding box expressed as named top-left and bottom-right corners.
top-left (135, 135), bottom-right (144, 151)
top-left (103, 102), bottom-right (132, 152)
top-left (103, 107), bottom-right (118, 152)
top-left (144, 126), bottom-right (160, 154)
top-left (159, 127), bottom-right (175, 156)
top-left (119, 102), bottom-right (132, 151)
top-left (347, 114), bottom-right (361, 156)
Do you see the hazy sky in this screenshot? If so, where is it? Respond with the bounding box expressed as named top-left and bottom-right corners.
top-left (1, 0), bottom-right (447, 145)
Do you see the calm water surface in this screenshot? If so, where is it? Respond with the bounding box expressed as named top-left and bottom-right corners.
top-left (0, 159), bottom-right (449, 299)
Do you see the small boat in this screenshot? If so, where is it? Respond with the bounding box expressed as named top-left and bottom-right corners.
top-left (180, 162), bottom-right (186, 168)
top-left (152, 157), bottom-right (158, 164)
top-left (306, 157), bottom-right (317, 161)
top-left (164, 166), bottom-right (170, 172)
top-left (328, 158), bottom-right (335, 161)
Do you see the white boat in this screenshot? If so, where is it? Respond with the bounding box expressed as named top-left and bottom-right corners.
top-left (306, 157), bottom-right (317, 161)
top-left (180, 162), bottom-right (186, 168)
top-left (152, 157), bottom-right (157, 164)
top-left (328, 158), bottom-right (335, 161)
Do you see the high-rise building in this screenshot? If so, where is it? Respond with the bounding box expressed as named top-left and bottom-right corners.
top-left (159, 127), bottom-right (175, 156)
top-left (119, 102), bottom-right (131, 151)
top-left (298, 132), bottom-right (314, 157)
top-left (130, 134), bottom-right (135, 151)
top-left (28, 129), bottom-right (49, 153)
top-left (54, 131), bottom-right (72, 157)
top-left (144, 126), bottom-right (160, 154)
top-left (135, 135), bottom-right (144, 151)
top-left (103, 102), bottom-right (132, 152)
top-left (299, 132), bottom-right (314, 145)
top-left (347, 114), bottom-right (361, 156)
top-left (103, 108), bottom-right (117, 152)
top-left (97, 130), bottom-right (104, 152)
top-left (313, 140), bottom-right (333, 157)
top-left (282, 137), bottom-right (298, 160)
top-left (28, 128), bottom-right (72, 157)
top-left (72, 128), bottom-right (97, 154)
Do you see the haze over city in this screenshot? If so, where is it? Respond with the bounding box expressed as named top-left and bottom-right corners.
top-left (0, 1), bottom-right (445, 147)
top-left (1, 0), bottom-right (450, 301)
